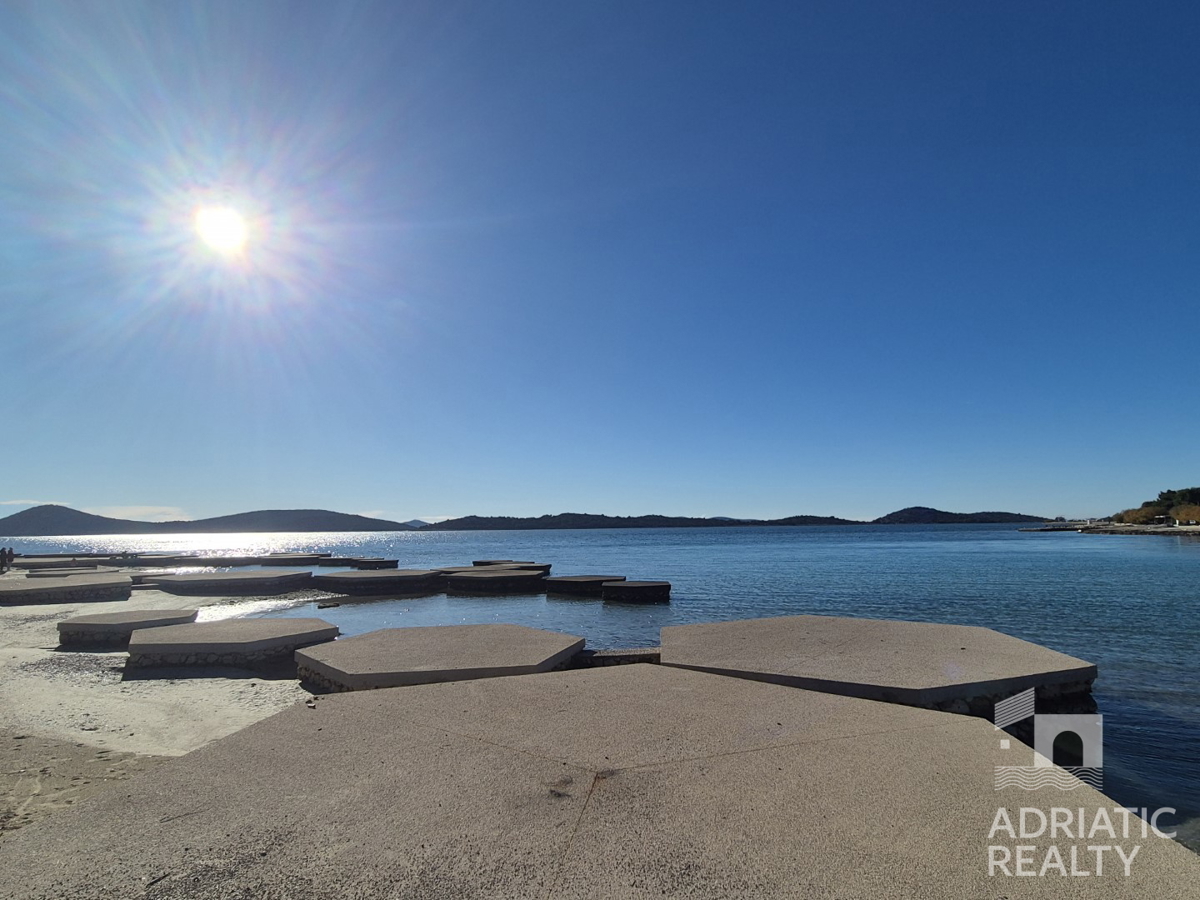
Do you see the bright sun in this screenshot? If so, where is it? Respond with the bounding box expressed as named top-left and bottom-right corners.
top-left (194, 206), bottom-right (248, 254)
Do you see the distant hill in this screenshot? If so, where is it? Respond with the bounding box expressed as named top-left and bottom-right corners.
top-left (871, 507), bottom-right (1048, 525)
top-left (0, 503), bottom-right (1050, 536)
top-left (0, 505), bottom-right (414, 536)
top-left (0, 505), bottom-right (162, 536)
top-left (422, 512), bottom-right (861, 530)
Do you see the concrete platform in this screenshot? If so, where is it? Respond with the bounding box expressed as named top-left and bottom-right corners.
top-left (295, 623), bottom-right (586, 691)
top-left (25, 566), bottom-right (120, 578)
top-left (192, 555), bottom-right (256, 567)
top-left (661, 614), bottom-right (1097, 713)
top-left (0, 574), bottom-right (132, 605)
top-left (127, 618), bottom-right (338, 668)
top-left (10, 557), bottom-right (91, 570)
top-left (103, 554), bottom-right (203, 568)
top-left (602, 580), bottom-right (671, 602)
top-left (1, 664), bottom-right (1195, 899)
top-left (314, 557), bottom-right (399, 569)
top-left (544, 575), bottom-right (627, 595)
top-left (151, 569), bottom-right (314, 596)
top-left (259, 553), bottom-right (327, 566)
top-left (121, 568), bottom-right (187, 585)
top-left (493, 562), bottom-right (553, 574)
top-left (445, 568), bottom-right (548, 593)
top-left (57, 609), bottom-right (198, 648)
top-left (349, 558), bottom-right (400, 569)
top-left (310, 569), bottom-right (442, 596)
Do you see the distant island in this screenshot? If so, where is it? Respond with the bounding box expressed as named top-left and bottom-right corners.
top-left (423, 512), bottom-right (860, 530)
top-left (0, 505), bottom-right (415, 536)
top-left (0, 504), bottom-right (1048, 536)
top-left (870, 507), bottom-right (1048, 525)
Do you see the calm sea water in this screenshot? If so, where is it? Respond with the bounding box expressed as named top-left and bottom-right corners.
top-left (11, 524), bottom-right (1200, 846)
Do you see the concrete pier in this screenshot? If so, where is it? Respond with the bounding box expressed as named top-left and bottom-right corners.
top-left (57, 609), bottom-right (198, 648)
top-left (151, 569), bottom-right (314, 596)
top-left (259, 553), bottom-right (328, 566)
top-left (661, 614), bottom-right (1096, 714)
top-left (2, 664), bottom-right (1195, 898)
top-left (126, 618), bottom-right (339, 669)
top-left (347, 557), bottom-right (399, 569)
top-left (311, 569), bottom-right (441, 595)
top-left (601, 580), bottom-right (671, 603)
top-left (25, 566), bottom-right (120, 578)
top-left (445, 568), bottom-right (548, 593)
top-left (544, 575), bottom-right (627, 595)
top-left (0, 575), bottom-right (133, 605)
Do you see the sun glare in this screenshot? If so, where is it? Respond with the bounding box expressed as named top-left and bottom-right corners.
top-left (195, 206), bottom-right (248, 254)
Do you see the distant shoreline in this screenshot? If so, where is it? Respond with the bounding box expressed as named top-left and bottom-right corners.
top-left (0, 505), bottom-right (1049, 537)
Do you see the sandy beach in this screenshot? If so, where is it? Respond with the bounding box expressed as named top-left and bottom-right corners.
top-left (0, 572), bottom-right (313, 838)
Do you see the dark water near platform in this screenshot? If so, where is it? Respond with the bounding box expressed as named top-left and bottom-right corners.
top-left (12, 524), bottom-right (1200, 847)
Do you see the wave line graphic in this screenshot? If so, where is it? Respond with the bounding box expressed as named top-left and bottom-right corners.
top-left (994, 767), bottom-right (1102, 791)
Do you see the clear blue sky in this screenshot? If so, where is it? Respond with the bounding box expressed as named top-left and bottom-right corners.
top-left (2, 1), bottom-right (1197, 523)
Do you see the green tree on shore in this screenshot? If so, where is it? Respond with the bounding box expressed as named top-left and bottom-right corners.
top-left (1111, 488), bottom-right (1200, 524)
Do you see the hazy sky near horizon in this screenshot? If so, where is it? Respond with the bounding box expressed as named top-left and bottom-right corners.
top-left (2, 1), bottom-right (1198, 524)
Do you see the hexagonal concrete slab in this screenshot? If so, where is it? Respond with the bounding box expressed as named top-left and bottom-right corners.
top-left (259, 553), bottom-right (328, 566)
top-left (151, 569), bottom-right (314, 596)
top-left (0, 574), bottom-right (132, 605)
top-left (602, 580), bottom-right (670, 603)
top-left (492, 562), bottom-right (552, 574)
top-left (444, 568), bottom-right (547, 593)
top-left (57, 609), bottom-right (198, 648)
top-left (311, 569), bottom-right (441, 595)
top-left (1, 665), bottom-right (1196, 899)
top-left (661, 614), bottom-right (1096, 712)
top-left (544, 575), bottom-right (627, 595)
top-left (295, 623), bottom-right (585, 690)
top-left (25, 566), bottom-right (121, 578)
top-left (127, 617), bottom-right (338, 669)
top-left (347, 558), bottom-right (399, 569)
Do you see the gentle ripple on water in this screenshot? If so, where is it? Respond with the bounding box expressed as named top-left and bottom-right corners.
top-left (11, 524), bottom-right (1200, 848)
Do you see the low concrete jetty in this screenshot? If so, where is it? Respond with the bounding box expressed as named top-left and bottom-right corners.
top-left (3, 664), bottom-right (1195, 898)
top-left (10, 557), bottom-right (95, 570)
top-left (601, 580), bottom-right (671, 603)
top-left (25, 566), bottom-right (120, 578)
top-left (494, 562), bottom-right (553, 574)
top-left (295, 623), bottom-right (585, 691)
top-left (0, 574), bottom-right (133, 605)
top-left (127, 618), bottom-right (338, 669)
top-left (345, 557), bottom-right (399, 569)
top-left (311, 569), bottom-right (441, 595)
top-left (660, 614), bottom-right (1095, 714)
top-left (445, 568), bottom-right (548, 593)
top-left (57, 609), bottom-right (198, 648)
top-left (259, 553), bottom-right (329, 566)
top-left (151, 569), bottom-right (314, 596)
top-left (544, 575), bottom-right (627, 595)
